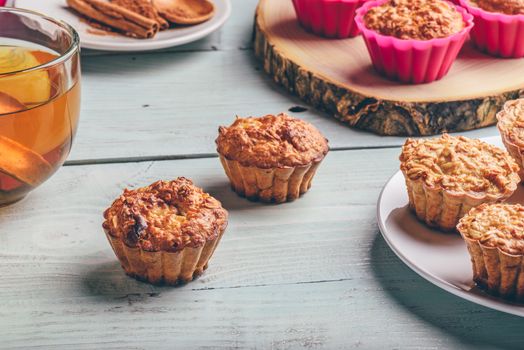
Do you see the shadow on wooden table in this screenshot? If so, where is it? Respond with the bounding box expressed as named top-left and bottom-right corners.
top-left (81, 261), bottom-right (164, 303)
top-left (78, 177), bottom-right (279, 304)
top-left (370, 233), bottom-right (524, 349)
top-left (205, 179), bottom-right (290, 211)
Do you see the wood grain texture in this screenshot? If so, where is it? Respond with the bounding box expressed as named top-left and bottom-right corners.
top-left (73, 43), bottom-right (498, 163)
top-left (3, 1), bottom-right (524, 348)
top-left (254, 0), bottom-right (524, 136)
top-left (70, 0), bottom-right (501, 163)
top-left (2, 150), bottom-right (524, 349)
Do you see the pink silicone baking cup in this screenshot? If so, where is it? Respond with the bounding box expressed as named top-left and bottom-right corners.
top-left (292, 0), bottom-right (369, 38)
top-left (355, 0), bottom-right (474, 84)
top-left (459, 0), bottom-right (524, 58)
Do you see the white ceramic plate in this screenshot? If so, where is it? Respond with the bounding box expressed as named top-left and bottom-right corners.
top-left (9, 0), bottom-right (231, 51)
top-left (377, 136), bottom-right (524, 317)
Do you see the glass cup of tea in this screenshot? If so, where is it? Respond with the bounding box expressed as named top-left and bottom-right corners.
top-left (0, 8), bottom-right (81, 205)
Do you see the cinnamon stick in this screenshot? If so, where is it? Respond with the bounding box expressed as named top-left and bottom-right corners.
top-left (110, 0), bottom-right (169, 30)
top-left (67, 0), bottom-right (159, 38)
top-left (0, 136), bottom-right (52, 187)
top-left (0, 93), bottom-right (52, 187)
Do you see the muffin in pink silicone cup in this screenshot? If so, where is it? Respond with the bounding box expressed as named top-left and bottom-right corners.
top-left (355, 0), bottom-right (474, 84)
top-left (459, 0), bottom-right (524, 58)
top-left (292, 0), bottom-right (369, 38)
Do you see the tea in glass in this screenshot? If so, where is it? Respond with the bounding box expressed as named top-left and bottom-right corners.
top-left (0, 9), bottom-right (81, 205)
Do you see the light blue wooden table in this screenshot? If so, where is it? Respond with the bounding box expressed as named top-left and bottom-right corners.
top-left (2, 1), bottom-right (524, 349)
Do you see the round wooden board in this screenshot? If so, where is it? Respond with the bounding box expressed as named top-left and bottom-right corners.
top-left (254, 0), bottom-right (524, 136)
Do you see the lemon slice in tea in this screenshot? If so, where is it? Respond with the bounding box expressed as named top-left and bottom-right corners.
top-left (0, 46), bottom-right (51, 107)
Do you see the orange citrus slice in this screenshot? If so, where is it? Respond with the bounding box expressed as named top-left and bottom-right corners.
top-left (0, 47), bottom-right (51, 106)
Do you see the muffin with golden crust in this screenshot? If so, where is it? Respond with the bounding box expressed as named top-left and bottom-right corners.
top-left (103, 177), bottom-right (228, 285)
top-left (400, 134), bottom-right (519, 231)
top-left (497, 99), bottom-right (524, 180)
top-left (459, 0), bottom-right (524, 58)
top-left (355, 0), bottom-right (473, 83)
top-left (458, 203), bottom-right (524, 300)
top-left (363, 0), bottom-right (466, 40)
top-left (469, 0), bottom-right (524, 15)
top-left (216, 113), bottom-right (329, 203)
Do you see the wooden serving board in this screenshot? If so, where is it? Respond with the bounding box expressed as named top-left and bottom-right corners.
top-left (254, 0), bottom-right (524, 136)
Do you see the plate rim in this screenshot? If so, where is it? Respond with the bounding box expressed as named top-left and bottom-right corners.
top-left (376, 136), bottom-right (524, 317)
top-left (9, 0), bottom-right (232, 52)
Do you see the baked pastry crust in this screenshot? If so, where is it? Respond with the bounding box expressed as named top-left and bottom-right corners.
top-left (469, 0), bottom-right (524, 15)
top-left (103, 178), bottom-right (228, 284)
top-left (458, 203), bottom-right (524, 300)
top-left (400, 134), bottom-right (519, 230)
top-left (363, 0), bottom-right (465, 40)
top-left (216, 113), bottom-right (328, 169)
top-left (497, 99), bottom-right (524, 180)
top-left (216, 114), bottom-right (329, 203)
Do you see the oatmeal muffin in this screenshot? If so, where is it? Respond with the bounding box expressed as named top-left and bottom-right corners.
top-left (363, 0), bottom-right (465, 40)
top-left (216, 113), bottom-right (329, 203)
top-left (400, 134), bottom-right (519, 231)
top-left (355, 0), bottom-right (473, 83)
top-left (497, 99), bottom-right (524, 180)
top-left (103, 178), bottom-right (228, 285)
top-left (469, 0), bottom-right (524, 15)
top-left (458, 203), bottom-right (524, 300)
top-left (459, 0), bottom-right (524, 57)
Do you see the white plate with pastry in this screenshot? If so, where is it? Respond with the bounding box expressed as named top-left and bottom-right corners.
top-left (377, 136), bottom-right (524, 317)
top-left (8, 0), bottom-right (231, 51)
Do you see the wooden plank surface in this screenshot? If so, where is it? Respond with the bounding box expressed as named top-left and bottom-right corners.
top-left (3, 0), bottom-right (523, 349)
top-left (254, 0), bottom-right (524, 136)
top-left (2, 149), bottom-right (524, 349)
top-left (70, 0), bottom-right (498, 163)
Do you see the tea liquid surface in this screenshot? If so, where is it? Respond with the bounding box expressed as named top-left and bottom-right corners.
top-left (0, 43), bottom-right (80, 203)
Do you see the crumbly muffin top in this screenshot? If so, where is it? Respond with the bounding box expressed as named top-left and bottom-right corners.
top-left (497, 99), bottom-right (524, 148)
top-left (216, 113), bottom-right (329, 168)
top-left (400, 134), bottom-right (520, 196)
top-left (103, 178), bottom-right (228, 252)
top-left (458, 203), bottom-right (524, 255)
top-left (470, 0), bottom-right (524, 15)
top-left (363, 0), bottom-right (465, 40)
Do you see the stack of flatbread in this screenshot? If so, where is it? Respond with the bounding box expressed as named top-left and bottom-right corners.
top-left (66, 0), bottom-right (215, 39)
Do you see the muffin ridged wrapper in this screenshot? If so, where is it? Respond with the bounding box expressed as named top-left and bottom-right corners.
top-left (216, 114), bottom-right (328, 204)
top-left (458, 204), bottom-right (524, 300)
top-left (499, 132), bottom-right (524, 181)
top-left (219, 155), bottom-right (322, 203)
top-left (403, 176), bottom-right (516, 231)
top-left (355, 0), bottom-right (474, 84)
top-left (105, 228), bottom-right (225, 285)
top-left (497, 99), bottom-right (524, 181)
top-left (102, 178), bottom-right (228, 285)
top-left (400, 135), bottom-right (520, 231)
top-left (460, 0), bottom-right (524, 58)
top-left (292, 0), bottom-right (369, 38)
top-left (461, 236), bottom-right (524, 300)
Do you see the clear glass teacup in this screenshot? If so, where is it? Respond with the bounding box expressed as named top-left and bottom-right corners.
top-left (0, 7), bottom-right (81, 205)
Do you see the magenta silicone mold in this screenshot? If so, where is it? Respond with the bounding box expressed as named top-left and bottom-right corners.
top-left (292, 0), bottom-right (369, 39)
top-left (459, 0), bottom-right (524, 58)
top-left (355, 0), bottom-right (474, 84)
